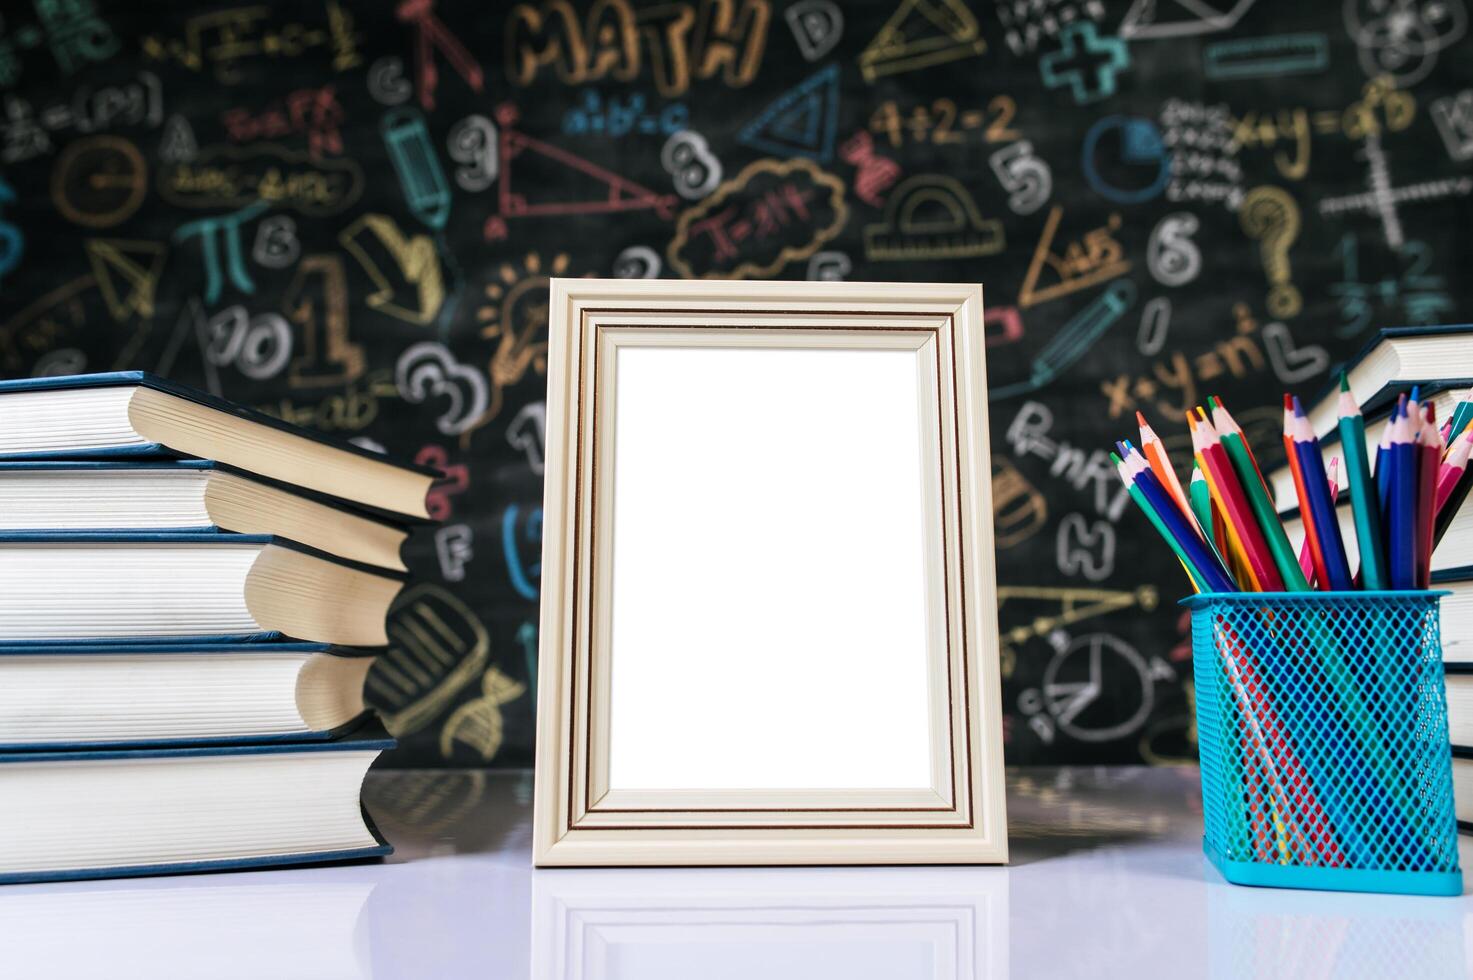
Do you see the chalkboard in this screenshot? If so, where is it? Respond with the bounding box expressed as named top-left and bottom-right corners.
top-left (0, 0), bottom-right (1470, 767)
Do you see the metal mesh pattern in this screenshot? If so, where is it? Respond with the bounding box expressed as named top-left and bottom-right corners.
top-left (1189, 592), bottom-right (1459, 875)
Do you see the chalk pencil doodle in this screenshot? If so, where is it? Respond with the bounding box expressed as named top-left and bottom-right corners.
top-left (504, 0), bottom-right (772, 98)
top-left (1344, 0), bottom-right (1467, 88)
top-left (806, 250), bottom-right (851, 281)
top-left (252, 215), bottom-right (300, 269)
top-left (368, 56), bottom-right (413, 105)
top-left (158, 114), bottom-right (197, 162)
top-left (1261, 321), bottom-right (1329, 383)
top-left (992, 457), bottom-right (1047, 549)
top-left (1146, 213), bottom-right (1201, 287)
top-left (1431, 90), bottom-right (1473, 161)
top-left (1239, 185), bottom-right (1302, 318)
top-left (1082, 115), bottom-right (1170, 205)
top-left (285, 255), bottom-right (363, 389)
top-left (785, 0), bottom-right (842, 60)
top-left (157, 144), bottom-right (365, 215)
top-left (838, 130), bottom-right (900, 207)
top-left (992, 280), bottom-right (1136, 402)
top-left (447, 115), bottom-right (498, 192)
top-left (1318, 130), bottom-right (1473, 251)
top-left (1056, 513), bottom-right (1116, 582)
top-left (661, 130), bottom-right (723, 201)
top-left (612, 245), bottom-right (662, 278)
top-left (172, 200), bottom-right (268, 305)
top-left (396, 342), bottom-right (490, 437)
top-left (1203, 32), bottom-right (1329, 79)
top-left (562, 90), bottom-right (690, 138)
top-left (416, 444), bottom-right (470, 521)
top-left (737, 63), bottom-right (839, 163)
top-left (201, 305), bottom-right (293, 388)
top-left (439, 665), bottom-right (526, 762)
top-left (367, 584), bottom-right (489, 737)
top-left (989, 140), bottom-right (1051, 215)
top-left (84, 239), bottom-right (164, 322)
top-left (984, 305), bottom-right (1024, 347)
top-left (858, 0), bottom-right (985, 82)
top-left (1018, 205), bottom-right (1129, 309)
top-left (507, 401), bottom-right (547, 474)
top-left (396, 0), bottom-right (485, 111)
top-left (1119, 0), bottom-right (1256, 39)
top-left (863, 174), bottom-right (1003, 261)
top-left (484, 104), bottom-right (677, 241)
top-left (667, 156), bottom-right (847, 279)
top-left (340, 214), bottom-right (445, 326)
top-left (383, 108), bottom-right (451, 230)
top-left (1039, 23), bottom-right (1130, 105)
top-left (1136, 297), bottom-right (1171, 356)
top-left (50, 135), bottom-right (146, 228)
top-left (434, 523), bottom-right (474, 582)
top-left (0, 276), bottom-right (94, 372)
top-left (0, 178), bottom-right (22, 286)
top-left (502, 503), bottom-right (543, 601)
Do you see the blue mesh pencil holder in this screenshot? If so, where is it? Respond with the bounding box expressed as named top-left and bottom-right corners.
top-left (1186, 590), bottom-right (1463, 896)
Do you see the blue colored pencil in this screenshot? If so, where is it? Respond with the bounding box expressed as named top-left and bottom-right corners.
top-left (1290, 398), bottom-right (1354, 591)
top-left (1388, 405), bottom-right (1418, 589)
top-left (1125, 450), bottom-right (1238, 593)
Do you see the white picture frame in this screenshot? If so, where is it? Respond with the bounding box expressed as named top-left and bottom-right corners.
top-left (532, 278), bottom-right (1007, 866)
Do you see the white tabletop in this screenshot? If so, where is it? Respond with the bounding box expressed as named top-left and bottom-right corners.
top-left (3, 766), bottom-right (1470, 979)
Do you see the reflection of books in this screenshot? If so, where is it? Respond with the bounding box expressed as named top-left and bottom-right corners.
top-left (0, 731), bottom-right (392, 884)
top-left (0, 879), bottom-right (376, 979)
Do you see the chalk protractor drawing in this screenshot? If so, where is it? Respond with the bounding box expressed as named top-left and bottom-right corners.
top-left (863, 175), bottom-right (1003, 260)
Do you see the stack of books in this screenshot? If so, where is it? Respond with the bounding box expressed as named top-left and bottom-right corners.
top-left (1264, 326), bottom-right (1473, 835)
top-left (0, 372), bottom-right (435, 883)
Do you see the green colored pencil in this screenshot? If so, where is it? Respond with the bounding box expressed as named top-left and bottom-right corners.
top-left (1447, 387), bottom-right (1473, 448)
top-left (1211, 398), bottom-right (1309, 590)
top-left (1337, 374), bottom-right (1387, 588)
top-left (1114, 452), bottom-right (1207, 593)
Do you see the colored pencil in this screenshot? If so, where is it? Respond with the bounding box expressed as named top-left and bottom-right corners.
top-left (1417, 404), bottom-right (1440, 588)
top-left (1375, 402), bottom-right (1396, 529)
top-left (1435, 428), bottom-right (1473, 517)
top-left (1290, 398), bottom-right (1354, 591)
top-left (1213, 398), bottom-right (1308, 590)
top-left (1118, 450), bottom-right (1237, 593)
top-left (1387, 403), bottom-right (1418, 589)
top-left (1114, 453), bottom-right (1207, 594)
top-left (1192, 413), bottom-right (1284, 591)
top-left (1299, 459), bottom-right (1341, 588)
top-left (1137, 411), bottom-right (1197, 530)
top-left (1209, 395), bottom-right (1270, 496)
top-left (1336, 375), bottom-right (1388, 590)
top-left (1446, 386), bottom-right (1473, 449)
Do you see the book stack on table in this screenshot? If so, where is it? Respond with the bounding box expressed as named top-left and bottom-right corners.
top-left (0, 373), bottom-right (436, 884)
top-left (1265, 327), bottom-right (1473, 832)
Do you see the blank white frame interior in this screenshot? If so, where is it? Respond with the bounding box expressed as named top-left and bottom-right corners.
top-left (533, 278), bottom-right (1007, 866)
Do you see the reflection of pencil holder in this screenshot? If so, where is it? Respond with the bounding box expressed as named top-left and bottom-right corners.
top-left (1187, 591), bottom-right (1463, 896)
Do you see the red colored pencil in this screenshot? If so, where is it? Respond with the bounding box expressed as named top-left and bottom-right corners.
top-left (1192, 414), bottom-right (1285, 590)
top-left (1417, 404), bottom-right (1440, 588)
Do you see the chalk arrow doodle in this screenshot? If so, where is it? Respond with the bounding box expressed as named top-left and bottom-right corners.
top-left (863, 175), bottom-right (1003, 261)
top-left (1040, 23), bottom-right (1130, 105)
top-left (858, 0), bottom-right (985, 82)
top-left (737, 64), bottom-right (840, 163)
top-left (340, 214), bottom-right (445, 325)
top-left (785, 0), bottom-right (843, 61)
top-left (396, 342), bottom-right (490, 436)
top-left (84, 239), bottom-right (166, 321)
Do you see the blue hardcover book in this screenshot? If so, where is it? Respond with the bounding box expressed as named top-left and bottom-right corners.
top-left (0, 730), bottom-right (395, 885)
top-left (1304, 325), bottom-right (1473, 436)
top-left (0, 372), bottom-right (435, 520)
top-left (0, 641), bottom-right (379, 750)
top-left (0, 531), bottom-right (404, 647)
top-left (0, 459), bottom-right (410, 571)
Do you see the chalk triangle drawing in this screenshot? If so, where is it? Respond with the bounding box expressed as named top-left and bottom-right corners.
top-left (84, 239), bottom-right (166, 321)
top-left (859, 0), bottom-right (985, 82)
top-left (738, 64), bottom-right (840, 163)
top-left (1119, 0), bottom-right (1257, 40)
top-left (484, 105), bottom-right (676, 241)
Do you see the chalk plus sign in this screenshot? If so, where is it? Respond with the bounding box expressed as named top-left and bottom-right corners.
top-left (1041, 24), bottom-right (1130, 105)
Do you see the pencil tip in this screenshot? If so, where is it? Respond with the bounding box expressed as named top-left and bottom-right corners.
top-left (1339, 372), bottom-right (1349, 392)
top-left (1135, 410), bottom-right (1148, 428)
top-left (1283, 393), bottom-right (1293, 410)
top-left (1291, 395), bottom-right (1305, 416)
top-left (1411, 385), bottom-right (1421, 403)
